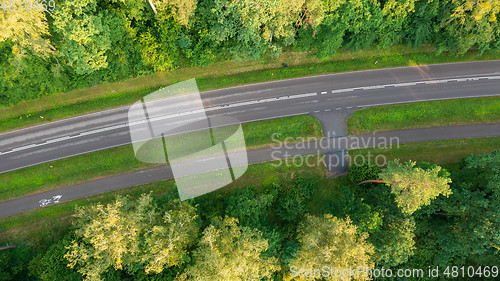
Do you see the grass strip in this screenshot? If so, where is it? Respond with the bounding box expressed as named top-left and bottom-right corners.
top-left (0, 115), bottom-right (322, 202)
top-left (1, 45), bottom-right (499, 133)
top-left (347, 97), bottom-right (500, 135)
top-left (349, 136), bottom-right (500, 165)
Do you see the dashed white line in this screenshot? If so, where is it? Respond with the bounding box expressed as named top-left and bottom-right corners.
top-left (358, 93), bottom-right (500, 108)
top-left (326, 75), bottom-right (500, 96)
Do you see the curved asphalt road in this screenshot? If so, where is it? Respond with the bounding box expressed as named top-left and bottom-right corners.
top-left (0, 60), bottom-right (499, 173)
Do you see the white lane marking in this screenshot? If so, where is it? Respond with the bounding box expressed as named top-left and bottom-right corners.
top-left (358, 93), bottom-right (500, 108)
top-left (321, 91), bottom-right (327, 95)
top-left (327, 75), bottom-right (500, 95)
top-left (361, 85), bottom-right (385, 90)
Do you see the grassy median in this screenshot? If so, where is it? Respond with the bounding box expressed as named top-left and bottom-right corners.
top-left (347, 96), bottom-right (500, 135)
top-left (0, 115), bottom-right (322, 202)
top-left (1, 45), bottom-right (499, 133)
top-left (349, 137), bottom-right (500, 164)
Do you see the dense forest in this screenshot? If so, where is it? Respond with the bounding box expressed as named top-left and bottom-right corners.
top-left (0, 0), bottom-right (499, 106)
top-left (1, 152), bottom-right (498, 280)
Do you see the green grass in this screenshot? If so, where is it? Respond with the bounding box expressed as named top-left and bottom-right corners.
top-left (349, 136), bottom-right (500, 164)
top-left (0, 115), bottom-right (321, 202)
top-left (1, 45), bottom-right (499, 133)
top-left (347, 97), bottom-right (500, 135)
top-left (2, 136), bottom-right (498, 244)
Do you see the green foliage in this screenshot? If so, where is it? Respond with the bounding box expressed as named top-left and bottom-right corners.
top-left (65, 194), bottom-right (199, 280)
top-left (225, 186), bottom-right (276, 228)
top-left (323, 184), bottom-right (383, 233)
top-left (3, 153), bottom-right (499, 279)
top-left (138, 12), bottom-right (182, 72)
top-left (436, 0), bottom-right (499, 54)
top-left (364, 185), bottom-right (416, 267)
top-left (179, 216), bottom-right (280, 280)
top-left (29, 237), bottom-right (82, 281)
top-left (348, 162), bottom-right (382, 184)
top-left (413, 150), bottom-right (500, 266)
top-left (286, 214), bottom-right (374, 281)
top-left (53, 0), bottom-right (112, 75)
top-left (0, 245), bottom-right (32, 281)
top-left (380, 160), bottom-right (452, 214)
top-left (276, 177), bottom-right (319, 222)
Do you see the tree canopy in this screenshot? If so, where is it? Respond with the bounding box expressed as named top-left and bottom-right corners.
top-left (65, 194), bottom-right (198, 280)
top-left (179, 216), bottom-right (280, 280)
top-left (379, 160), bottom-right (452, 214)
top-left (286, 214), bottom-right (374, 281)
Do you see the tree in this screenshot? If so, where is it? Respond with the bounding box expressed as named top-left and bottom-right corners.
top-left (210, 0), bottom-right (306, 60)
top-left (339, 0), bottom-right (383, 51)
top-left (276, 177), bottom-right (319, 223)
top-left (65, 194), bottom-right (199, 280)
top-left (368, 214), bottom-right (416, 267)
top-left (414, 150), bottom-right (500, 266)
top-left (436, 0), bottom-right (499, 53)
top-left (377, 0), bottom-right (416, 48)
top-left (359, 184), bottom-right (417, 267)
top-left (140, 199), bottom-right (199, 274)
top-left (138, 10), bottom-right (182, 72)
top-left (360, 160), bottom-right (452, 214)
top-left (179, 217), bottom-right (279, 280)
top-left (0, 7), bottom-right (53, 58)
top-left (286, 214), bottom-right (374, 281)
top-left (311, 0), bottom-right (383, 58)
top-left (348, 162), bottom-right (382, 184)
top-left (29, 237), bottom-right (82, 281)
top-left (225, 186), bottom-right (275, 228)
top-left (323, 184), bottom-right (383, 234)
top-left (152, 0), bottom-right (198, 26)
top-left (0, 244), bottom-right (32, 281)
top-left (404, 0), bottom-right (440, 47)
top-left (53, 0), bottom-right (112, 75)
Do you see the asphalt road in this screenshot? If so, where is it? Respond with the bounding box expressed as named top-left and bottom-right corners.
top-left (1, 123), bottom-right (498, 218)
top-left (1, 61), bottom-right (499, 173)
